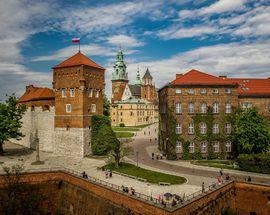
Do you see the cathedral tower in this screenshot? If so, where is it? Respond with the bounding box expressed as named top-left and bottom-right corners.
top-left (111, 49), bottom-right (128, 103)
top-left (141, 68), bottom-right (157, 103)
top-left (52, 51), bottom-right (105, 157)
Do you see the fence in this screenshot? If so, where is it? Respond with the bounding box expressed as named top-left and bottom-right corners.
top-left (0, 166), bottom-right (232, 210)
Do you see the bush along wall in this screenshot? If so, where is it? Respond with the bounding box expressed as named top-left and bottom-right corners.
top-left (237, 153), bottom-right (270, 174)
top-left (91, 115), bottom-right (118, 155)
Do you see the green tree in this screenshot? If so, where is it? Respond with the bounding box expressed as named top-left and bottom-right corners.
top-left (109, 141), bottom-right (131, 168)
top-left (0, 95), bottom-right (26, 155)
top-left (103, 95), bottom-right (110, 117)
top-left (166, 108), bottom-right (178, 160)
top-left (233, 107), bottom-right (270, 154)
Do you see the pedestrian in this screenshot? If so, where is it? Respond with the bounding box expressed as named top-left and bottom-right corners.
top-left (150, 138), bottom-right (152, 142)
top-left (105, 171), bottom-right (108, 179)
top-left (226, 174), bottom-right (230, 181)
top-left (156, 154), bottom-right (159, 160)
top-left (248, 176), bottom-right (251, 182)
top-left (160, 153), bottom-right (163, 160)
top-left (85, 173), bottom-right (88, 179)
top-left (152, 152), bottom-right (154, 160)
top-left (219, 168), bottom-right (223, 176)
top-left (202, 182), bottom-right (205, 193)
top-left (109, 170), bottom-right (112, 178)
top-left (131, 187), bottom-right (135, 195)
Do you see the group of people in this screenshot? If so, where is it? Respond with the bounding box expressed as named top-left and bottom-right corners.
top-left (121, 186), bottom-right (136, 195)
top-left (82, 171), bottom-right (88, 179)
top-left (151, 152), bottom-right (164, 160)
top-left (105, 170), bottom-right (113, 179)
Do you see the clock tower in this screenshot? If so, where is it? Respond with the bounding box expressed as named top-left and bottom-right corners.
top-left (111, 49), bottom-right (128, 103)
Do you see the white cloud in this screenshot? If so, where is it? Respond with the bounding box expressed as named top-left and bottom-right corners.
top-left (107, 35), bottom-right (145, 48)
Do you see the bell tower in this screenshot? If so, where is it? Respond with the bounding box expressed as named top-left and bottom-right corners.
top-left (141, 68), bottom-right (157, 103)
top-left (111, 49), bottom-right (128, 103)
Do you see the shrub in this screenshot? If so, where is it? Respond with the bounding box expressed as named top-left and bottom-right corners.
top-left (119, 123), bottom-right (125, 127)
top-left (237, 153), bottom-right (270, 174)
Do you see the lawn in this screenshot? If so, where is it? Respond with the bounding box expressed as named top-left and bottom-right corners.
top-left (104, 162), bottom-right (186, 184)
top-left (112, 127), bottom-right (140, 132)
top-left (115, 132), bottom-right (134, 138)
top-left (191, 160), bottom-right (238, 170)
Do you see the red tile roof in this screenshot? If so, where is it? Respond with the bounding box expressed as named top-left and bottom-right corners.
top-left (53, 51), bottom-right (105, 70)
top-left (18, 85), bottom-right (55, 103)
top-left (171, 69), bottom-right (237, 86)
top-left (227, 78), bottom-right (270, 96)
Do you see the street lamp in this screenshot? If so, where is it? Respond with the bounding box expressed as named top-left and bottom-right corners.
top-left (136, 151), bottom-right (139, 167)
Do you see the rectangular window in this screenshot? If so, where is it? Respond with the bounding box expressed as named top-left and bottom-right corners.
top-left (213, 141), bottom-right (219, 153)
top-left (188, 89), bottom-right (195, 94)
top-left (70, 88), bottom-right (75, 97)
top-left (189, 142), bottom-right (194, 153)
top-left (225, 88), bottom-right (231, 94)
top-left (225, 141), bottom-right (232, 152)
top-left (242, 102), bottom-right (252, 109)
top-left (200, 89), bottom-right (206, 94)
top-left (225, 123), bottom-right (231, 134)
top-left (200, 122), bottom-right (206, 134)
top-left (225, 103), bottom-right (232, 114)
top-left (66, 104), bottom-right (71, 113)
top-left (176, 123), bottom-right (182, 134)
top-left (96, 90), bottom-right (99, 98)
top-left (188, 102), bottom-right (194, 113)
top-left (89, 89), bottom-right (93, 97)
top-left (212, 123), bottom-right (219, 134)
top-left (201, 103), bottom-right (207, 113)
top-left (213, 89), bottom-right (219, 94)
top-left (176, 141), bottom-right (182, 153)
top-left (201, 142), bottom-right (207, 153)
top-left (62, 88), bottom-right (66, 97)
top-left (213, 102), bottom-right (219, 113)
top-left (91, 104), bottom-right (96, 113)
top-left (175, 102), bottom-right (182, 114)
top-left (188, 123), bottom-right (195, 134)
top-left (175, 89), bottom-right (182, 94)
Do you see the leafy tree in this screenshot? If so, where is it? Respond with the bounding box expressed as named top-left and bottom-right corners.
top-left (182, 141), bottom-right (190, 160)
top-left (166, 108), bottom-right (178, 160)
top-left (0, 95), bottom-right (26, 155)
top-left (232, 107), bottom-right (270, 154)
top-left (103, 95), bottom-right (110, 117)
top-left (108, 141), bottom-right (131, 168)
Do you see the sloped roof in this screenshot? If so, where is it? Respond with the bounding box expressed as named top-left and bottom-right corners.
top-left (227, 78), bottom-right (270, 97)
top-left (116, 97), bottom-right (148, 104)
top-left (18, 86), bottom-right (55, 103)
top-left (171, 69), bottom-right (237, 86)
top-left (129, 84), bottom-right (141, 97)
top-left (53, 51), bottom-right (105, 70)
top-left (143, 68), bottom-right (152, 79)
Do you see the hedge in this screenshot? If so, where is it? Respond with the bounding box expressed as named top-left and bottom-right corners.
top-left (237, 153), bottom-right (270, 174)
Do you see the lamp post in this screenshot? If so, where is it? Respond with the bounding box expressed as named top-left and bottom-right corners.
top-left (136, 151), bottom-right (139, 167)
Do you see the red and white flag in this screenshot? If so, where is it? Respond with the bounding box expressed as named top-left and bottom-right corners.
top-left (72, 38), bottom-right (80, 43)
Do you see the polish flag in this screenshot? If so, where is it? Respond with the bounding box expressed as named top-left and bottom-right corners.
top-left (72, 38), bottom-right (80, 43)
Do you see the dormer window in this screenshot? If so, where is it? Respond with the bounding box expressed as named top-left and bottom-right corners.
top-left (225, 88), bottom-right (231, 94)
top-left (175, 89), bottom-right (182, 94)
top-left (188, 89), bottom-right (195, 94)
top-left (62, 88), bottom-right (66, 97)
top-left (213, 89), bottom-right (219, 94)
top-left (200, 89), bottom-right (206, 94)
top-left (70, 88), bottom-right (75, 97)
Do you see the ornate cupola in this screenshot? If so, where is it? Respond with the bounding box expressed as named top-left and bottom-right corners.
top-left (112, 49), bottom-right (128, 81)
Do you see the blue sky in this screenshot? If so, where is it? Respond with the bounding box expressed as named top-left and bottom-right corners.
top-left (0, 0), bottom-right (269, 100)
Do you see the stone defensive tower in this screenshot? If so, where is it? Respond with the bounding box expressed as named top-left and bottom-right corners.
top-left (111, 49), bottom-right (128, 103)
top-left (52, 51), bottom-right (105, 157)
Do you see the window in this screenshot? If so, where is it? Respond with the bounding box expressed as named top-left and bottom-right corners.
top-left (188, 123), bottom-right (195, 134)
top-left (89, 89), bottom-right (93, 97)
top-left (70, 88), bottom-right (75, 97)
top-left (213, 141), bottom-right (219, 153)
top-left (176, 124), bottom-right (182, 134)
top-left (213, 102), bottom-right (219, 113)
top-left (213, 89), bottom-right (219, 94)
top-left (175, 102), bottom-right (182, 114)
top-left (225, 88), bottom-right (231, 94)
top-left (225, 141), bottom-right (232, 152)
top-left (225, 123), bottom-right (231, 134)
top-left (189, 142), bottom-right (194, 153)
top-left (175, 89), bottom-right (182, 94)
top-left (213, 123), bottom-right (219, 134)
top-left (200, 103), bottom-right (207, 113)
top-left (62, 88), bottom-right (66, 97)
top-left (225, 103), bottom-right (231, 113)
top-left (188, 89), bottom-right (195, 94)
top-left (188, 102), bottom-right (194, 113)
top-left (242, 102), bottom-right (252, 109)
top-left (200, 89), bottom-right (206, 94)
top-left (200, 122), bottom-right (206, 134)
top-left (91, 104), bottom-right (96, 113)
top-left (176, 141), bottom-right (182, 153)
top-left (96, 90), bottom-right (99, 98)
top-left (66, 104), bottom-right (72, 113)
top-left (201, 142), bottom-right (207, 153)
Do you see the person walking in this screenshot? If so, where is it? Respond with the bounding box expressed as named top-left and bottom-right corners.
top-left (247, 176), bottom-right (251, 182)
top-left (202, 182), bottom-right (205, 193)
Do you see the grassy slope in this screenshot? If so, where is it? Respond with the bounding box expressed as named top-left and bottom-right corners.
top-left (115, 132), bottom-right (134, 138)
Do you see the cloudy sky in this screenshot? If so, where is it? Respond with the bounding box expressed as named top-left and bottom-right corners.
top-left (0, 0), bottom-right (269, 100)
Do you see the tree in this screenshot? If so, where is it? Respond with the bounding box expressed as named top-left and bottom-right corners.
top-left (166, 108), bottom-right (178, 160)
top-left (103, 95), bottom-right (110, 117)
top-left (233, 107), bottom-right (270, 154)
top-left (109, 141), bottom-right (131, 168)
top-left (0, 95), bottom-right (26, 155)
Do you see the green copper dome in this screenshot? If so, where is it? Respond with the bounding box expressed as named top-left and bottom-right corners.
top-left (112, 49), bottom-right (128, 81)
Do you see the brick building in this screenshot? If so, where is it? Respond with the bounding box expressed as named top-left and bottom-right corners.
top-left (159, 69), bottom-right (270, 159)
top-left (16, 51), bottom-right (105, 157)
top-left (110, 50), bottom-right (158, 126)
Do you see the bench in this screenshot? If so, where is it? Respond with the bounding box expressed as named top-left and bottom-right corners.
top-left (158, 182), bottom-right (171, 186)
top-left (137, 177), bottom-right (147, 182)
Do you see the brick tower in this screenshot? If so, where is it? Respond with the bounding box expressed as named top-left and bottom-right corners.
top-left (111, 49), bottom-right (128, 103)
top-left (52, 51), bottom-right (105, 157)
top-left (141, 68), bottom-right (157, 103)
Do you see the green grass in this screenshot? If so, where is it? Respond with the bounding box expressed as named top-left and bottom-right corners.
top-left (115, 132), bottom-right (134, 138)
top-left (132, 124), bottom-right (151, 128)
top-left (104, 162), bottom-right (186, 184)
top-left (191, 160), bottom-right (238, 170)
top-left (112, 127), bottom-right (140, 132)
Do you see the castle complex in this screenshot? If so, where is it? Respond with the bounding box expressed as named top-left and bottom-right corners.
top-left (159, 69), bottom-right (270, 159)
top-left (16, 51), bottom-right (105, 157)
top-left (110, 50), bottom-right (158, 126)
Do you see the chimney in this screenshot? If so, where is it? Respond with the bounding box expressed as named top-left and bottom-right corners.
top-left (176, 74), bottom-right (183, 79)
top-left (219, 75), bottom-right (227, 79)
top-left (26, 85), bottom-right (34, 92)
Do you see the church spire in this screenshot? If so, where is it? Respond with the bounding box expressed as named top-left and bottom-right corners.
top-left (112, 49), bottom-right (128, 81)
top-left (135, 66), bottom-right (141, 86)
